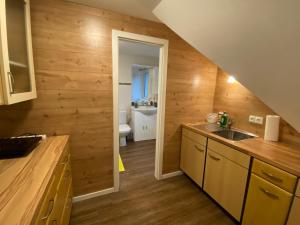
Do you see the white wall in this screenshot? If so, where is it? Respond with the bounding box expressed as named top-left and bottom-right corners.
top-left (118, 53), bottom-right (159, 122)
top-left (154, 0), bottom-right (300, 132)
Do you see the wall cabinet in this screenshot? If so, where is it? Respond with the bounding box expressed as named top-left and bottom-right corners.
top-left (243, 159), bottom-right (295, 225)
top-left (204, 140), bottom-right (250, 221)
top-left (180, 128), bottom-right (207, 187)
top-left (132, 110), bottom-right (156, 141)
top-left (0, 0), bottom-right (37, 105)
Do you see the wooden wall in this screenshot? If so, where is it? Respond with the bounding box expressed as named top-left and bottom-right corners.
top-left (214, 69), bottom-right (300, 147)
top-left (0, 0), bottom-right (217, 195)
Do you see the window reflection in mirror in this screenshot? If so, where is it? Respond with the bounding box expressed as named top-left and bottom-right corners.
top-left (131, 65), bottom-right (158, 103)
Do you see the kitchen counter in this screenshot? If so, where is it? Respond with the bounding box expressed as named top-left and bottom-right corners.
top-left (0, 135), bottom-right (69, 225)
top-left (183, 123), bottom-right (300, 177)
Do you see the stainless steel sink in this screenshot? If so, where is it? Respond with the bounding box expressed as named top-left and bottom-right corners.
top-left (212, 129), bottom-right (257, 141)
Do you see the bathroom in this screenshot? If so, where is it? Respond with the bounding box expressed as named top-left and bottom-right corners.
top-left (118, 40), bottom-right (160, 147)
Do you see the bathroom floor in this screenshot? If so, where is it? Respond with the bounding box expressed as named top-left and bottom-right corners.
top-left (70, 140), bottom-right (237, 225)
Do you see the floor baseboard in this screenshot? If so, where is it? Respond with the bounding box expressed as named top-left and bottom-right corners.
top-left (161, 170), bottom-right (183, 179)
top-left (72, 187), bottom-right (115, 203)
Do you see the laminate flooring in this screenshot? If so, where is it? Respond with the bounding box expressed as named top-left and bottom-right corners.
top-left (70, 140), bottom-right (237, 225)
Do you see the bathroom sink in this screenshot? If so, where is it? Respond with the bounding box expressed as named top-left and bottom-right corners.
top-left (212, 129), bottom-right (257, 141)
top-left (132, 106), bottom-right (157, 114)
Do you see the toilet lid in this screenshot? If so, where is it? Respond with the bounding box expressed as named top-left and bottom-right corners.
top-left (119, 124), bottom-right (131, 133)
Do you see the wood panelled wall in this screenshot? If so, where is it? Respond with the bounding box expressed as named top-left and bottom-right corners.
top-left (214, 69), bottom-right (300, 147)
top-left (0, 0), bottom-right (217, 195)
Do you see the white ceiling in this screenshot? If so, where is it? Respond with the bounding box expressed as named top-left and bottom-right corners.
top-left (119, 40), bottom-right (160, 58)
top-left (154, 0), bottom-right (300, 132)
top-left (68, 0), bottom-right (162, 22)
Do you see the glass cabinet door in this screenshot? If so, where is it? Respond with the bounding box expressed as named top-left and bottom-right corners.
top-left (6, 0), bottom-right (32, 94)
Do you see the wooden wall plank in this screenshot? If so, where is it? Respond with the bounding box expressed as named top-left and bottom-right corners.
top-left (213, 69), bottom-right (300, 147)
top-left (0, 0), bottom-right (217, 195)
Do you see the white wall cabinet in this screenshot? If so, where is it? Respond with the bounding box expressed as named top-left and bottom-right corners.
top-left (204, 140), bottom-right (250, 221)
top-left (0, 0), bottom-right (37, 105)
top-left (132, 110), bottom-right (156, 141)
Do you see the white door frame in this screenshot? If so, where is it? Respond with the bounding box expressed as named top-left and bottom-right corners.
top-left (112, 30), bottom-right (169, 192)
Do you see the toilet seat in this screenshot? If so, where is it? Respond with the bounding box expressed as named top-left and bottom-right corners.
top-left (119, 124), bottom-right (131, 134)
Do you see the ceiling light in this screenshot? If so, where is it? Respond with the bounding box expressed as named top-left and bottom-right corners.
top-left (227, 76), bottom-right (236, 84)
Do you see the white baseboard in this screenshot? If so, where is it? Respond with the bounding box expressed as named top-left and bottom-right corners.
top-left (161, 170), bottom-right (183, 179)
top-left (72, 187), bottom-right (114, 203)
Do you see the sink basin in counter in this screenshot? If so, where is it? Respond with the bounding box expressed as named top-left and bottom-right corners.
top-left (191, 123), bottom-right (257, 141)
top-left (213, 129), bottom-right (257, 141)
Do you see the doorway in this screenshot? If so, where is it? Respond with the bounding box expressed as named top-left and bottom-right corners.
top-left (112, 30), bottom-right (169, 191)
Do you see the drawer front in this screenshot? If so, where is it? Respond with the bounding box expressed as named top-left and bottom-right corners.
top-left (180, 135), bottom-right (206, 187)
top-left (295, 180), bottom-right (300, 197)
top-left (207, 139), bottom-right (250, 169)
top-left (61, 184), bottom-right (73, 225)
top-left (242, 174), bottom-right (293, 225)
top-left (52, 146), bottom-right (70, 190)
top-left (204, 149), bottom-right (249, 221)
top-left (182, 128), bottom-right (207, 146)
top-left (252, 159), bottom-right (297, 193)
top-left (34, 177), bottom-right (57, 225)
top-left (35, 143), bottom-right (71, 225)
top-left (287, 197), bottom-right (300, 225)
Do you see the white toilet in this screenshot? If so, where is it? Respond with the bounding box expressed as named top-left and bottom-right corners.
top-left (119, 110), bottom-right (131, 146)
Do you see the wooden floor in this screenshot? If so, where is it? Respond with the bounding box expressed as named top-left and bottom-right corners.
top-left (70, 140), bottom-right (237, 225)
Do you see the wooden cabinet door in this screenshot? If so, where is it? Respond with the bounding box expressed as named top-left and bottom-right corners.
top-left (242, 174), bottom-right (293, 225)
top-left (133, 111), bottom-right (156, 141)
top-left (204, 149), bottom-right (249, 221)
top-left (287, 197), bottom-right (300, 225)
top-left (180, 136), bottom-right (206, 187)
top-left (133, 112), bottom-right (144, 141)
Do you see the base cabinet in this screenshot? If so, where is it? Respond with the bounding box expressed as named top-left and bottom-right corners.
top-left (286, 180), bottom-right (300, 225)
top-left (287, 197), bottom-right (300, 225)
top-left (132, 110), bottom-right (156, 141)
top-left (180, 135), bottom-right (206, 187)
top-left (34, 145), bottom-right (73, 225)
top-left (204, 149), bottom-right (249, 221)
top-left (242, 174), bottom-right (293, 225)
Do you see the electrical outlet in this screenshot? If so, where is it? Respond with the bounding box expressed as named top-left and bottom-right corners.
top-left (249, 115), bottom-right (256, 123)
top-left (255, 116), bottom-right (264, 125)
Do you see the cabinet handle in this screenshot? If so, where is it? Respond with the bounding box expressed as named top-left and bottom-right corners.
top-left (7, 72), bottom-right (15, 94)
top-left (41, 199), bottom-right (54, 220)
top-left (259, 187), bottom-right (279, 200)
top-left (261, 171), bottom-right (283, 183)
top-left (208, 154), bottom-right (221, 161)
top-left (194, 145), bottom-right (204, 152)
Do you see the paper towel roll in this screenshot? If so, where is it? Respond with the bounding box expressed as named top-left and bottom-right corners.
top-left (264, 115), bottom-right (280, 141)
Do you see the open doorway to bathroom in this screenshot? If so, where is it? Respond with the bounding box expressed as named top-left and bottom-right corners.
top-left (112, 31), bottom-right (169, 191)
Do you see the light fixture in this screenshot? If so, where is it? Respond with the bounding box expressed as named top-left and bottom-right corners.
top-left (227, 75), bottom-right (236, 84)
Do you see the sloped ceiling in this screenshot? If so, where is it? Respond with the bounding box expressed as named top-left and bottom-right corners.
top-left (154, 0), bottom-right (300, 132)
top-left (68, 0), bottom-right (162, 22)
